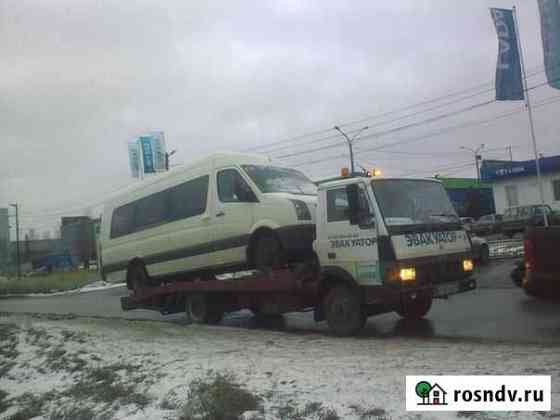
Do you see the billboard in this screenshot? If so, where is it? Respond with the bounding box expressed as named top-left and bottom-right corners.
top-left (128, 142), bottom-right (140, 178)
top-left (490, 8), bottom-right (524, 100)
top-left (127, 131), bottom-right (167, 178)
top-left (538, 0), bottom-right (560, 89)
top-left (140, 136), bottom-right (155, 174)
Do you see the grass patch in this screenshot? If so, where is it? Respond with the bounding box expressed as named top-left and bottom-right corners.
top-left (180, 371), bottom-right (261, 420)
top-left (0, 324), bottom-right (19, 377)
top-left (64, 363), bottom-right (150, 407)
top-left (48, 404), bottom-right (98, 420)
top-left (9, 391), bottom-right (56, 420)
top-left (276, 401), bottom-right (340, 420)
top-left (0, 271), bottom-right (91, 295)
top-left (0, 389), bottom-right (10, 415)
top-left (42, 346), bottom-right (87, 373)
top-left (349, 404), bottom-right (388, 419)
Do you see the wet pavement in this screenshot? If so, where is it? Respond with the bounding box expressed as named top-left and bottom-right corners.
top-left (2, 259), bottom-right (560, 345)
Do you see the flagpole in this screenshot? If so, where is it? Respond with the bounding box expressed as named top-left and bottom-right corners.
top-left (512, 5), bottom-right (549, 226)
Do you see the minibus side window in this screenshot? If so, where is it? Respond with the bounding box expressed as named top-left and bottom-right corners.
top-left (135, 190), bottom-right (169, 229)
top-left (169, 175), bottom-right (209, 220)
top-left (110, 202), bottom-right (135, 238)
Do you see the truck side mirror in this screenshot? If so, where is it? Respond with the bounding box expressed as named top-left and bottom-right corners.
top-left (345, 184), bottom-right (373, 227)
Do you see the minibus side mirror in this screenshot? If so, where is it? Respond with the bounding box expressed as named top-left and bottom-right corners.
top-left (346, 184), bottom-right (374, 228)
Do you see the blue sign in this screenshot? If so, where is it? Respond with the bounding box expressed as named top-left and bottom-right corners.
top-left (481, 156), bottom-right (560, 181)
top-left (490, 8), bottom-right (524, 101)
top-left (140, 136), bottom-right (155, 174)
top-left (128, 142), bottom-right (140, 178)
top-left (538, 0), bottom-right (560, 90)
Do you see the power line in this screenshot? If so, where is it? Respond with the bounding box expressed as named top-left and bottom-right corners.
top-left (399, 162), bottom-right (475, 178)
top-left (288, 95), bottom-right (560, 169)
top-left (275, 99), bottom-right (497, 160)
top-left (246, 65), bottom-right (548, 154)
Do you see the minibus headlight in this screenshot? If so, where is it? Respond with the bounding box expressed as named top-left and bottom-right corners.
top-left (399, 267), bottom-right (416, 282)
top-left (290, 199), bottom-right (311, 220)
top-left (463, 259), bottom-right (474, 272)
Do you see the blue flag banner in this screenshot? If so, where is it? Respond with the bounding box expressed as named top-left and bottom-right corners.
top-left (140, 136), bottom-right (155, 174)
top-left (490, 8), bottom-right (524, 100)
top-left (538, 0), bottom-right (560, 89)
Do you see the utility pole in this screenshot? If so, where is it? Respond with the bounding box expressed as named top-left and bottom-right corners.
top-left (460, 144), bottom-right (485, 182)
top-left (333, 126), bottom-right (369, 175)
top-left (507, 145), bottom-right (513, 162)
top-left (9, 203), bottom-right (20, 280)
top-left (512, 6), bottom-right (548, 227)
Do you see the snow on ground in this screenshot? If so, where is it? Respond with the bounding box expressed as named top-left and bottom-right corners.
top-left (0, 313), bottom-right (559, 420)
top-left (3, 281), bottom-right (126, 298)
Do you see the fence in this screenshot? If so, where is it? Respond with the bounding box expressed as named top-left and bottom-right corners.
top-left (487, 239), bottom-right (524, 259)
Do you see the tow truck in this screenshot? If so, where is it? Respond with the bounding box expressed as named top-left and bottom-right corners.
top-left (121, 172), bottom-right (476, 336)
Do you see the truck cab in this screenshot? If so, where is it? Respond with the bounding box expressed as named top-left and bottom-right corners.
top-left (314, 176), bottom-right (476, 335)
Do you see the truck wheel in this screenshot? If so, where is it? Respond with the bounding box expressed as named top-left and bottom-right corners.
top-left (396, 295), bottom-right (432, 320)
top-left (127, 263), bottom-right (150, 292)
top-left (253, 232), bottom-right (285, 272)
top-left (324, 285), bottom-right (366, 336)
top-left (187, 294), bottom-right (224, 325)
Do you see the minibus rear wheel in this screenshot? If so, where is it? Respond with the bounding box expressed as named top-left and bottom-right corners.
top-left (127, 261), bottom-right (151, 291)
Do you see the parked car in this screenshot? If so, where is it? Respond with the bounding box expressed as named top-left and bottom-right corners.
top-left (100, 153), bottom-right (318, 288)
top-left (472, 213), bottom-right (502, 235)
top-left (461, 219), bottom-right (490, 265)
top-left (500, 204), bottom-right (558, 238)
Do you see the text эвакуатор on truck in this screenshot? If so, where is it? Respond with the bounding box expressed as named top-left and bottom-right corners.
top-left (121, 174), bottom-right (477, 336)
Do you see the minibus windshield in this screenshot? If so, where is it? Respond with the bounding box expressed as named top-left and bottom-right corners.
top-left (242, 165), bottom-right (317, 195)
top-left (371, 179), bottom-right (460, 228)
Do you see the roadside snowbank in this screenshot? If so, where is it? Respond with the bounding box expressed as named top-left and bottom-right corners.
top-left (0, 314), bottom-right (558, 419)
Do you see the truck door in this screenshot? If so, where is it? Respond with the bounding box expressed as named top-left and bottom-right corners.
top-left (316, 183), bottom-right (381, 286)
top-left (208, 167), bottom-right (257, 267)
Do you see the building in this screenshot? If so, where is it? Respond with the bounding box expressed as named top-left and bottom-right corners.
top-left (436, 177), bottom-right (495, 219)
top-left (481, 156), bottom-right (560, 214)
top-left (61, 216), bottom-right (97, 266)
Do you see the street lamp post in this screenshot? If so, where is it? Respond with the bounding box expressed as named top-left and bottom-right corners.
top-left (165, 149), bottom-right (177, 171)
top-left (9, 203), bottom-right (20, 280)
top-left (333, 125), bottom-right (369, 175)
top-left (460, 144), bottom-right (485, 182)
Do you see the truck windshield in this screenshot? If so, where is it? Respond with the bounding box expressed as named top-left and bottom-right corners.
top-left (371, 179), bottom-right (460, 230)
top-left (242, 165), bottom-right (317, 195)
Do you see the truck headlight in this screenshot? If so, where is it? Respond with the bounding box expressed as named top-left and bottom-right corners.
top-left (463, 259), bottom-right (474, 272)
top-left (290, 199), bottom-right (311, 220)
top-left (399, 267), bottom-right (416, 282)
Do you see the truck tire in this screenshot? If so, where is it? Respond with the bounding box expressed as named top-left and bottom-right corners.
top-left (324, 285), bottom-right (366, 336)
top-left (396, 295), bottom-right (432, 320)
top-left (187, 294), bottom-right (224, 325)
top-left (253, 231), bottom-right (285, 272)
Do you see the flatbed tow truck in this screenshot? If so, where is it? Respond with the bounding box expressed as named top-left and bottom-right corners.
top-left (121, 174), bottom-right (477, 336)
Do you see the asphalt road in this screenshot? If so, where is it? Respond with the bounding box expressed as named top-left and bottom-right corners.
top-left (2, 259), bottom-right (560, 345)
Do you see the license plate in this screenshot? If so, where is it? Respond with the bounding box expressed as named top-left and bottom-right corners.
top-left (433, 282), bottom-right (461, 297)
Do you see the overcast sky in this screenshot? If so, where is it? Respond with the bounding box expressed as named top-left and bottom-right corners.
top-left (1, 0), bottom-right (559, 236)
